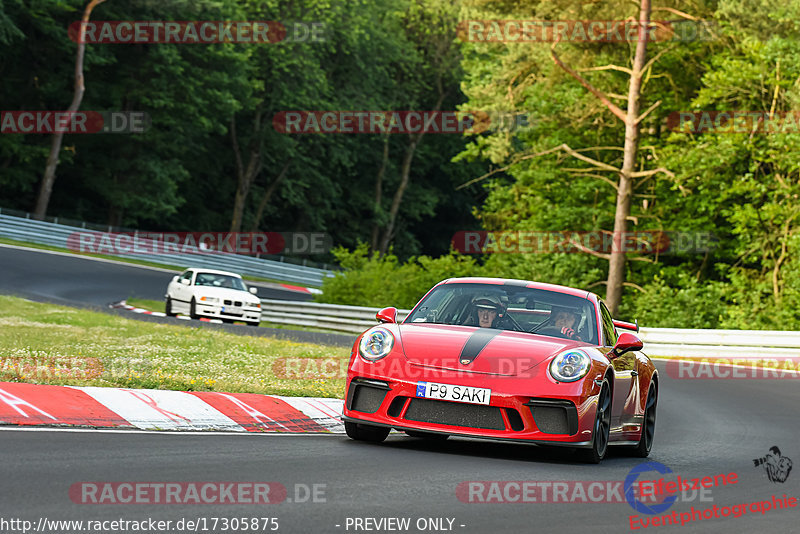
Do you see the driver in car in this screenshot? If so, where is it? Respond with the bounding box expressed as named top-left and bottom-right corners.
top-left (464, 294), bottom-right (505, 328)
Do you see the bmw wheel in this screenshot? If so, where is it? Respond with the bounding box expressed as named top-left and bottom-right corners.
top-left (189, 298), bottom-right (199, 320)
top-left (165, 297), bottom-right (176, 317)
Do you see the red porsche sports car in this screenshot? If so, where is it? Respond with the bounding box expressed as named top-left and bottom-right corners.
top-left (342, 277), bottom-right (658, 463)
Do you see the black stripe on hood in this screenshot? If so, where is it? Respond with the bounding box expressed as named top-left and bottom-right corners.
top-left (458, 328), bottom-right (502, 364)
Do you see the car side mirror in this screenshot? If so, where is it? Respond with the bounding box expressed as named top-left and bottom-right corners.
top-left (249, 287), bottom-right (258, 295)
top-left (376, 307), bottom-right (397, 324)
top-left (180, 278), bottom-right (190, 286)
top-left (610, 332), bottom-right (643, 358)
top-left (171, 275), bottom-right (179, 283)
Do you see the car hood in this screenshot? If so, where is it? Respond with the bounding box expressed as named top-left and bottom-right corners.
top-left (192, 286), bottom-right (258, 304)
top-left (397, 323), bottom-right (584, 376)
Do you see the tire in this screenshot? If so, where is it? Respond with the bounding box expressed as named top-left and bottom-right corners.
top-left (626, 383), bottom-right (657, 458)
top-left (165, 297), bottom-right (177, 317)
top-left (578, 378), bottom-right (611, 464)
top-left (247, 321), bottom-right (260, 327)
top-left (344, 421), bottom-right (389, 443)
top-left (405, 430), bottom-right (449, 441)
top-left (189, 298), bottom-right (199, 320)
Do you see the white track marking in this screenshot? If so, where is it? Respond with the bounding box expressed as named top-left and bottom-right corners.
top-left (276, 397), bottom-right (344, 433)
top-left (71, 386), bottom-right (245, 431)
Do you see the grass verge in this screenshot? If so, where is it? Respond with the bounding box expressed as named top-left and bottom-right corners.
top-left (0, 295), bottom-right (348, 398)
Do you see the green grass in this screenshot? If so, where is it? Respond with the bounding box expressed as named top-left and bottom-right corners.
top-left (0, 295), bottom-right (349, 398)
top-left (0, 237), bottom-right (307, 286)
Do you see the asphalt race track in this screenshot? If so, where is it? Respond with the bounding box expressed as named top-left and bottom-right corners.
top-left (1, 371), bottom-right (798, 533)
top-left (0, 245), bottom-right (314, 305)
top-left (1, 245), bottom-right (798, 533)
top-left (0, 245), bottom-right (354, 346)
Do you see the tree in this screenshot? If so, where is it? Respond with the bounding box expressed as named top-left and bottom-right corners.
top-left (34, 0), bottom-right (106, 219)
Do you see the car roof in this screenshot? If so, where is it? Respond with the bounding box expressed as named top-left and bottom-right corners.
top-left (440, 277), bottom-right (594, 300)
top-left (184, 268), bottom-right (243, 278)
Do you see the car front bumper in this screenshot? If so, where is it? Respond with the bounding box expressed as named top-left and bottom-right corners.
top-left (196, 303), bottom-right (261, 322)
top-left (342, 360), bottom-right (603, 447)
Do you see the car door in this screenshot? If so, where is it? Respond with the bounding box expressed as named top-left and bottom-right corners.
top-left (600, 301), bottom-right (637, 433)
top-left (172, 270), bottom-right (194, 312)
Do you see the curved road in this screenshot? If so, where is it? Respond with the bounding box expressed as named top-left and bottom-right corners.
top-left (1, 372), bottom-right (798, 533)
top-left (0, 244), bottom-right (314, 305)
top-left (0, 244), bottom-right (354, 346)
top-left (0, 245), bottom-right (798, 532)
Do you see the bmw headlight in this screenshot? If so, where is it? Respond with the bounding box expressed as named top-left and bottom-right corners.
top-left (200, 296), bottom-right (219, 303)
top-left (549, 350), bottom-right (591, 382)
top-left (358, 328), bottom-right (394, 361)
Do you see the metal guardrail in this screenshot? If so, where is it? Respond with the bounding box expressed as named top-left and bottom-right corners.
top-left (0, 212), bottom-right (335, 287)
top-left (260, 299), bottom-right (410, 334)
top-left (260, 300), bottom-right (800, 358)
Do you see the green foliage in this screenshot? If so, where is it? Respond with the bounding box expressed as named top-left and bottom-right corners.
top-left (318, 243), bottom-right (480, 308)
top-left (4, 0), bottom-right (800, 330)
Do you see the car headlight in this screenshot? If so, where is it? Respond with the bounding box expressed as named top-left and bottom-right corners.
top-left (549, 349), bottom-right (591, 382)
top-left (358, 327), bottom-right (394, 362)
top-left (199, 296), bottom-right (219, 303)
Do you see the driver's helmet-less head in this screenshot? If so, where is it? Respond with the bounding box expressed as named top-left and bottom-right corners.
top-left (551, 306), bottom-right (580, 327)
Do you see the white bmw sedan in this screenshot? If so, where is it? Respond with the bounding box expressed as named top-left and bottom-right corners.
top-left (165, 268), bottom-right (261, 326)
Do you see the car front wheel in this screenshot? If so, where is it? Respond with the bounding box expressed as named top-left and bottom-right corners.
top-left (189, 298), bottom-right (199, 320)
top-left (344, 421), bottom-right (389, 443)
top-left (578, 378), bottom-right (611, 464)
top-left (165, 297), bottom-right (176, 317)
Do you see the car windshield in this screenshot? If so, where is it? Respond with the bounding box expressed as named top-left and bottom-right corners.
top-left (404, 283), bottom-right (598, 345)
top-left (194, 273), bottom-right (248, 291)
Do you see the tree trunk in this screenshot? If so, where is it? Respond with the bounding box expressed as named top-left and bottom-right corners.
top-left (370, 135), bottom-right (389, 251)
top-left (230, 113), bottom-right (263, 233)
top-left (605, 0), bottom-right (651, 315)
top-left (250, 160), bottom-right (291, 232)
top-left (378, 134), bottom-right (419, 256)
top-left (376, 90), bottom-right (446, 256)
top-left (34, 0), bottom-right (107, 219)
